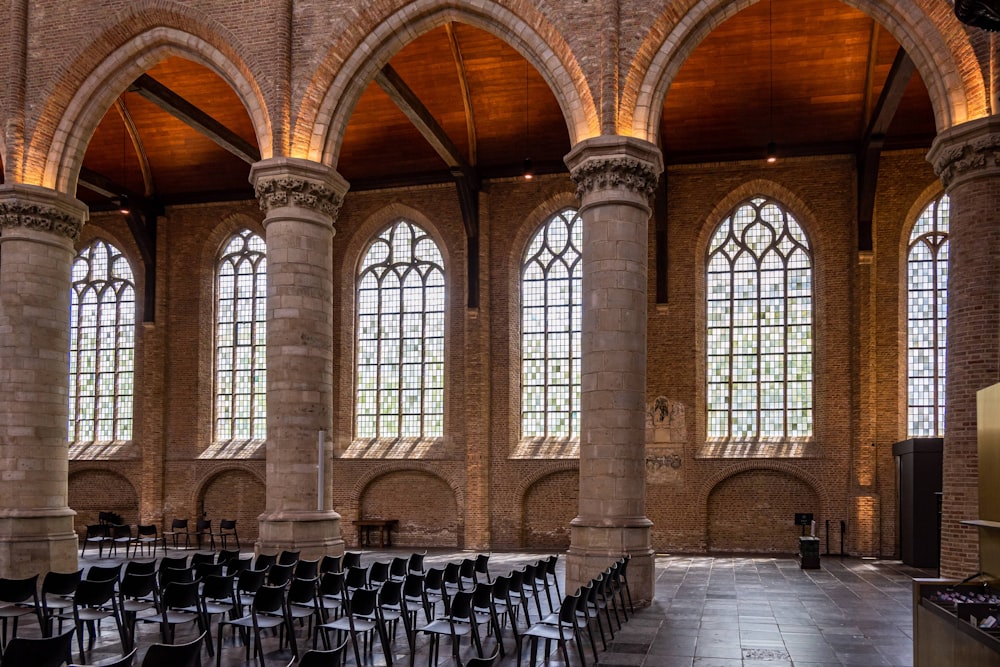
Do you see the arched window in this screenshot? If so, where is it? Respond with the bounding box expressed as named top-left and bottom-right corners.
top-left (521, 208), bottom-right (582, 439)
top-left (706, 196), bottom-right (813, 443)
top-left (215, 229), bottom-right (267, 442)
top-left (69, 239), bottom-right (135, 442)
top-left (907, 195), bottom-right (949, 437)
top-left (356, 220), bottom-right (445, 440)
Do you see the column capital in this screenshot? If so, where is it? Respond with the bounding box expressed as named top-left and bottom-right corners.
top-left (565, 136), bottom-right (663, 205)
top-left (927, 115), bottom-right (1000, 190)
top-left (0, 184), bottom-right (87, 242)
top-left (249, 157), bottom-right (350, 222)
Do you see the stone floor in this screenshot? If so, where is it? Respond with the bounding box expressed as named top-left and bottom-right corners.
top-left (12, 548), bottom-right (928, 666)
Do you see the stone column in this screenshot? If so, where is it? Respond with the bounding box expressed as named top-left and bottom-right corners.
top-left (0, 184), bottom-right (87, 578)
top-left (250, 157), bottom-right (348, 558)
top-left (928, 116), bottom-right (1000, 578)
top-left (564, 136), bottom-right (662, 604)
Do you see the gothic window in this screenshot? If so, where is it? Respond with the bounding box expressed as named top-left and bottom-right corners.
top-left (907, 195), bottom-right (949, 437)
top-left (215, 229), bottom-right (267, 441)
top-left (356, 220), bottom-right (445, 440)
top-left (706, 196), bottom-right (813, 442)
top-left (521, 208), bottom-right (582, 439)
top-left (69, 239), bottom-right (135, 442)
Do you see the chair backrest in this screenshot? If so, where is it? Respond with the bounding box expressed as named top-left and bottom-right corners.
top-left (161, 579), bottom-right (201, 609)
top-left (448, 590), bottom-right (474, 620)
top-left (190, 552), bottom-right (215, 567)
top-left (557, 593), bottom-right (579, 625)
top-left (277, 550), bottom-right (300, 566)
top-left (471, 581), bottom-right (494, 609)
top-left (74, 577), bottom-right (117, 607)
top-left (85, 564), bottom-right (122, 583)
top-left (219, 519), bottom-right (237, 532)
top-left (344, 565), bottom-right (368, 591)
top-left (546, 554), bottom-right (559, 576)
top-left (319, 571), bottom-right (345, 598)
top-left (443, 561), bottom-right (461, 586)
top-left (85, 524), bottom-right (107, 539)
top-left (218, 549), bottom-right (241, 566)
top-left (69, 646), bottom-right (137, 667)
top-left (1, 628), bottom-right (74, 667)
top-left (157, 555), bottom-right (188, 572)
top-left (474, 553), bottom-right (491, 578)
top-left (407, 551), bottom-right (426, 574)
top-left (111, 524), bottom-right (132, 540)
top-left (267, 562), bottom-right (294, 587)
top-left (140, 631), bottom-right (205, 667)
top-left (194, 562), bottom-right (223, 579)
top-left (464, 646), bottom-right (501, 667)
top-left (0, 573), bottom-right (39, 605)
top-left (201, 573), bottom-right (236, 602)
top-left (319, 555), bottom-right (341, 574)
top-left (377, 579), bottom-right (404, 608)
top-left (251, 585), bottom-right (286, 615)
top-left (169, 518), bottom-right (188, 531)
top-left (253, 553), bottom-right (276, 571)
top-left (225, 558), bottom-right (251, 576)
top-left (389, 556), bottom-right (408, 579)
top-left (491, 575), bottom-right (510, 600)
top-left (195, 518), bottom-right (211, 534)
top-left (124, 560), bottom-right (156, 577)
top-left (341, 551), bottom-right (362, 570)
top-left (42, 570), bottom-right (83, 597)
top-left (294, 559), bottom-right (319, 579)
top-left (368, 561), bottom-right (389, 586)
top-left (120, 572), bottom-right (157, 600)
top-left (236, 568), bottom-right (266, 594)
top-left (459, 558), bottom-right (476, 581)
top-left (347, 586), bottom-right (378, 616)
top-left (424, 567), bottom-right (444, 593)
top-left (402, 573), bottom-right (425, 600)
top-left (288, 577), bottom-right (318, 605)
top-left (136, 524), bottom-right (158, 539)
top-left (158, 566), bottom-right (195, 588)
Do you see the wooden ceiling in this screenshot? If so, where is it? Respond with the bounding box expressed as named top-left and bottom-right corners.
top-left (77, 0), bottom-right (936, 208)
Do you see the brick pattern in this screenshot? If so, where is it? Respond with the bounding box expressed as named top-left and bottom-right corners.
top-left (707, 469), bottom-right (818, 552)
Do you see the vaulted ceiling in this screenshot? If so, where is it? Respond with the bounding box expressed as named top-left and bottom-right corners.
top-left (76, 0), bottom-right (936, 210)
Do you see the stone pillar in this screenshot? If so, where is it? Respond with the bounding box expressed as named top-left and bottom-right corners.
top-left (250, 157), bottom-right (349, 559)
top-left (564, 136), bottom-right (662, 604)
top-left (0, 184), bottom-right (87, 578)
top-left (927, 116), bottom-right (1000, 578)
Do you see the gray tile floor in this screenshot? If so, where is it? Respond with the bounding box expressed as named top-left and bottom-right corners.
top-left (16, 548), bottom-right (928, 666)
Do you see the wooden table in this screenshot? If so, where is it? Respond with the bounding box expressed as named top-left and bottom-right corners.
top-left (355, 519), bottom-right (399, 547)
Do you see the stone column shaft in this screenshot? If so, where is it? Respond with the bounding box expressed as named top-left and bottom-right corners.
top-left (250, 157), bottom-right (349, 558)
top-left (564, 136), bottom-right (662, 604)
top-left (0, 184), bottom-right (87, 578)
top-left (928, 116), bottom-right (1000, 578)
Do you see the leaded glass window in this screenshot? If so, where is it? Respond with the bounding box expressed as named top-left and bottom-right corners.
top-left (521, 208), bottom-right (582, 439)
top-left (907, 195), bottom-right (949, 437)
top-left (69, 240), bottom-right (135, 442)
top-left (706, 196), bottom-right (813, 442)
top-left (356, 220), bottom-right (445, 440)
top-left (215, 229), bottom-right (267, 441)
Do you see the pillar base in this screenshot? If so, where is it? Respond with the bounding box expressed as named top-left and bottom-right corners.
top-left (256, 510), bottom-right (344, 560)
top-left (0, 508), bottom-right (79, 578)
top-left (567, 518), bottom-right (655, 606)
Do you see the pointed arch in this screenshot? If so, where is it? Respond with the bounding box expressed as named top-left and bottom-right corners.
top-left (31, 9), bottom-right (272, 192)
top-left (623, 0), bottom-right (986, 143)
top-left (297, 0), bottom-right (598, 166)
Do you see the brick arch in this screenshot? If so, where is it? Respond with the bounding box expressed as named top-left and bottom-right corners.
top-left (521, 468), bottom-right (579, 549)
top-left (623, 0), bottom-right (984, 143)
top-left (69, 467), bottom-right (139, 536)
top-left (33, 10), bottom-right (272, 193)
top-left (350, 466), bottom-right (464, 547)
top-left (297, 0), bottom-right (597, 166)
top-left (698, 461), bottom-right (830, 511)
top-left (193, 464), bottom-right (266, 542)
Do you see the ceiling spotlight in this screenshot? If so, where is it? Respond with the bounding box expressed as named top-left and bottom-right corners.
top-left (523, 157), bottom-right (534, 180)
top-left (765, 142), bottom-right (778, 164)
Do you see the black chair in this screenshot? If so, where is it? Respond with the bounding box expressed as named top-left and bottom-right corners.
top-left (216, 520), bottom-right (239, 550)
top-left (341, 552), bottom-right (361, 570)
top-left (234, 569), bottom-right (266, 615)
top-left (80, 525), bottom-right (110, 558)
top-left (199, 574), bottom-right (237, 652)
top-left (376, 579), bottom-right (414, 655)
top-left (475, 553), bottom-right (492, 584)
top-left (39, 570), bottom-right (82, 637)
top-left (343, 566), bottom-right (369, 596)
top-left (388, 556), bottom-right (408, 582)
top-left (319, 555), bottom-right (341, 575)
top-left (277, 550), bottom-right (300, 566)
top-left (267, 563), bottom-right (295, 588)
top-left (544, 555), bottom-right (561, 601)
top-left (491, 575), bottom-right (521, 651)
top-left (0, 574), bottom-right (43, 648)
top-left (119, 571), bottom-right (159, 652)
top-left (216, 584), bottom-right (291, 667)
top-left (293, 638), bottom-right (348, 667)
top-left (130, 525), bottom-right (159, 559)
top-left (163, 519), bottom-right (193, 550)
top-left (141, 631), bottom-right (205, 667)
top-left (459, 558), bottom-right (477, 590)
top-left (123, 561), bottom-right (156, 578)
top-left (190, 552), bottom-right (215, 568)
top-left (442, 562), bottom-right (462, 597)
top-left (422, 567), bottom-right (446, 620)
top-left (519, 563), bottom-right (545, 619)
top-left (286, 577), bottom-right (321, 646)
top-left (519, 594), bottom-right (584, 667)
top-left (217, 549), bottom-right (241, 568)
top-left (419, 589), bottom-right (482, 667)
top-left (407, 551), bottom-right (427, 576)
top-left (316, 571), bottom-right (345, 623)
top-left (60, 577), bottom-right (126, 663)
top-left (252, 553), bottom-right (276, 572)
top-left (471, 581), bottom-right (505, 657)
top-left (157, 556), bottom-right (188, 574)
top-left (0, 628), bottom-right (74, 667)
top-left (194, 520), bottom-right (214, 551)
top-left (402, 573), bottom-right (430, 625)
top-left (85, 564), bottom-right (122, 586)
top-left (294, 559), bottom-right (319, 580)
top-left (69, 647), bottom-right (136, 667)
top-left (314, 587), bottom-right (389, 666)
top-left (617, 555), bottom-right (634, 613)
top-left (159, 580), bottom-right (210, 655)
top-left (368, 561), bottom-right (390, 588)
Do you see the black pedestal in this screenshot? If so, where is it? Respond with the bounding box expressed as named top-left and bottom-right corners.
top-left (799, 536), bottom-right (820, 569)
top-left (893, 438), bottom-right (943, 568)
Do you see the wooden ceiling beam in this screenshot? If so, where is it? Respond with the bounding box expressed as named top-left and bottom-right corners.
top-left (445, 22), bottom-right (478, 167)
top-left (128, 74), bottom-right (261, 165)
top-left (113, 97), bottom-right (155, 196)
top-left (857, 47), bottom-right (915, 251)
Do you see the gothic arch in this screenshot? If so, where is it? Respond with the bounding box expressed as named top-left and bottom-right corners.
top-left (623, 0), bottom-right (985, 143)
top-left (32, 8), bottom-right (272, 193)
top-left (297, 0), bottom-right (597, 166)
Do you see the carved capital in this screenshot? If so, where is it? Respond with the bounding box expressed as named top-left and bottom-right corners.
top-left (254, 177), bottom-right (344, 218)
top-left (928, 116), bottom-right (1000, 190)
top-left (0, 187), bottom-right (86, 241)
top-left (570, 156), bottom-right (660, 199)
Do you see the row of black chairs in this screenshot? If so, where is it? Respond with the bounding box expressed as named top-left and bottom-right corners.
top-left (81, 519), bottom-right (241, 559)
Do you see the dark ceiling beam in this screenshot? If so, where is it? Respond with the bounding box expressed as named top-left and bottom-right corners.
top-left (860, 20), bottom-right (880, 132)
top-left (857, 47), bottom-right (915, 251)
top-left (375, 62), bottom-right (482, 308)
top-left (445, 22), bottom-right (478, 167)
top-left (128, 74), bottom-right (261, 165)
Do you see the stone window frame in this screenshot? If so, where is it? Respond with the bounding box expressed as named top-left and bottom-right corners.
top-left (905, 193), bottom-right (949, 438)
top-left (212, 228), bottom-right (267, 446)
top-left (68, 237), bottom-right (136, 445)
top-left (351, 218), bottom-right (447, 448)
top-left (699, 194), bottom-right (815, 458)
